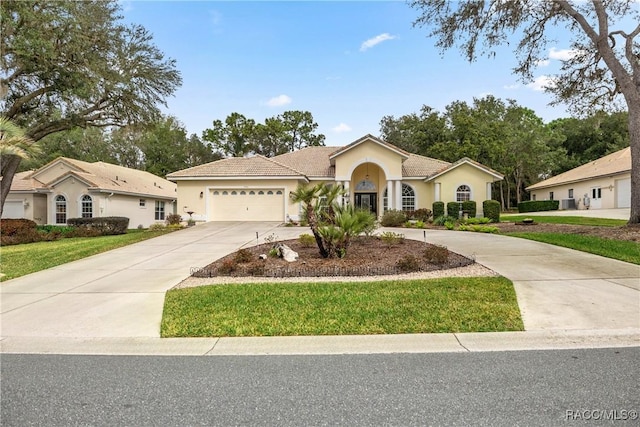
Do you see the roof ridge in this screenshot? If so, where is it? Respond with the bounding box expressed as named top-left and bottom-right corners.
top-left (262, 153), bottom-right (307, 177)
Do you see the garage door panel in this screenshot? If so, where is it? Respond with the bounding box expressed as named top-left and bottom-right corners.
top-left (1, 201), bottom-right (25, 219)
top-left (211, 189), bottom-right (284, 221)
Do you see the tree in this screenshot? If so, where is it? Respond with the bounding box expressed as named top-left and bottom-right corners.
top-left (278, 111), bottom-right (326, 151)
top-left (0, 0), bottom-right (181, 216)
top-left (379, 105), bottom-right (449, 154)
top-left (0, 117), bottom-right (37, 164)
top-left (410, 0), bottom-right (640, 224)
top-left (202, 113), bottom-right (256, 157)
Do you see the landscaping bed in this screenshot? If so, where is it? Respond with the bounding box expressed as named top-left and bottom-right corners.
top-left (493, 221), bottom-right (640, 242)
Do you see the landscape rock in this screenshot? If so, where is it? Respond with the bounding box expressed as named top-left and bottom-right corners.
top-left (275, 243), bottom-right (299, 262)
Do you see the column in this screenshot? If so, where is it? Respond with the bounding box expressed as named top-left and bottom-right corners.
top-left (343, 181), bottom-right (350, 205)
top-left (387, 180), bottom-right (393, 210)
top-left (435, 182), bottom-right (441, 202)
top-left (395, 180), bottom-right (402, 211)
top-left (486, 182), bottom-right (492, 200)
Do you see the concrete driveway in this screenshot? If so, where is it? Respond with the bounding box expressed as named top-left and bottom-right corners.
top-left (1, 220), bottom-right (638, 354)
top-left (0, 222), bottom-right (285, 338)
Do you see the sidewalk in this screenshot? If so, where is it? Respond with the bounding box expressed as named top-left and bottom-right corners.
top-left (1, 222), bottom-right (638, 355)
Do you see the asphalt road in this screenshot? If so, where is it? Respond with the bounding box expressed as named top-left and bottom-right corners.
top-left (2, 348), bottom-right (639, 426)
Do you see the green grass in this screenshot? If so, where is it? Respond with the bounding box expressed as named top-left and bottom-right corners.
top-left (505, 232), bottom-right (640, 265)
top-left (0, 230), bottom-right (172, 281)
top-left (161, 277), bottom-right (524, 337)
top-left (501, 215), bottom-right (626, 227)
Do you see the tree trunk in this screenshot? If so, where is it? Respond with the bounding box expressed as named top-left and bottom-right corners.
top-left (0, 155), bottom-right (22, 218)
top-left (628, 106), bottom-right (640, 225)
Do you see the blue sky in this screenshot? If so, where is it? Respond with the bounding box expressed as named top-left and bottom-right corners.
top-left (122, 1), bottom-right (574, 146)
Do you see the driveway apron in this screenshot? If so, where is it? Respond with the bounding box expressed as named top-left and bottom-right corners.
top-left (0, 222), bottom-right (284, 338)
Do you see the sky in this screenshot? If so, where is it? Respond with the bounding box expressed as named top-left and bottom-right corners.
top-left (121, 1), bottom-right (577, 147)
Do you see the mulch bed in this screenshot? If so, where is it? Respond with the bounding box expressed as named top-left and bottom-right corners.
top-left (192, 236), bottom-right (474, 279)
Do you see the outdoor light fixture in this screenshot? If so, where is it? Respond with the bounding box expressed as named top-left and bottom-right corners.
top-left (199, 191), bottom-right (204, 198)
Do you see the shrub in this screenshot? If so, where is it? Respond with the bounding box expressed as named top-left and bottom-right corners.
top-left (464, 217), bottom-right (491, 225)
top-left (405, 208), bottom-right (432, 222)
top-left (433, 215), bottom-right (457, 226)
top-left (432, 201), bottom-right (445, 219)
top-left (444, 221), bottom-right (455, 230)
top-left (67, 216), bottom-right (129, 235)
top-left (458, 224), bottom-right (499, 233)
top-left (148, 223), bottom-right (166, 231)
top-left (461, 201), bottom-right (476, 218)
top-left (217, 258), bottom-right (237, 275)
top-left (380, 210), bottom-right (407, 227)
top-left (447, 202), bottom-right (461, 218)
top-left (396, 254), bottom-right (422, 272)
top-left (166, 213), bottom-right (182, 225)
top-left (37, 225), bottom-right (76, 235)
top-left (424, 245), bottom-right (449, 265)
top-left (234, 248), bottom-right (253, 263)
top-left (268, 247), bottom-right (279, 258)
top-left (0, 218), bottom-right (37, 236)
top-left (518, 200), bottom-right (559, 213)
top-left (298, 233), bottom-right (316, 247)
top-left (483, 200), bottom-right (501, 223)
top-left (379, 231), bottom-right (404, 246)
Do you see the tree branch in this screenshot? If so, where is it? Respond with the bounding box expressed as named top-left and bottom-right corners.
top-left (5, 84), bottom-right (56, 119)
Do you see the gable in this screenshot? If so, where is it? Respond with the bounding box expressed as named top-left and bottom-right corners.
top-left (30, 158), bottom-right (88, 184)
top-left (332, 138), bottom-right (406, 180)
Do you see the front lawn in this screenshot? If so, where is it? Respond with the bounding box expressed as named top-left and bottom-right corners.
top-left (501, 215), bottom-right (626, 227)
top-left (0, 229), bottom-right (172, 281)
top-left (161, 277), bottom-right (523, 337)
top-left (504, 232), bottom-right (640, 265)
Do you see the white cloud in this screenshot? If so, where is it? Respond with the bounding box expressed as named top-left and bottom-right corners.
top-left (503, 83), bottom-right (520, 90)
top-left (118, 0), bottom-right (133, 12)
top-left (549, 47), bottom-right (580, 61)
top-left (527, 75), bottom-right (556, 92)
top-left (266, 94), bottom-right (292, 107)
top-left (360, 33), bottom-right (397, 52)
top-left (536, 59), bottom-right (551, 67)
top-left (332, 123), bottom-right (352, 133)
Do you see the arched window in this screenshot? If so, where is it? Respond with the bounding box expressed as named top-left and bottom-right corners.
top-left (382, 184), bottom-right (416, 211)
top-left (55, 195), bottom-right (67, 224)
top-left (401, 184), bottom-right (415, 211)
top-left (456, 185), bottom-right (471, 202)
top-left (81, 195), bottom-right (93, 218)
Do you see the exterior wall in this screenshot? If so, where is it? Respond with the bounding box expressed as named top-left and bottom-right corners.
top-left (32, 194), bottom-right (48, 224)
top-left (528, 172), bottom-right (631, 210)
top-left (49, 179), bottom-right (89, 224)
top-left (100, 194), bottom-right (172, 228)
top-left (334, 141), bottom-right (403, 180)
top-left (434, 164), bottom-right (496, 216)
top-left (408, 179), bottom-right (434, 210)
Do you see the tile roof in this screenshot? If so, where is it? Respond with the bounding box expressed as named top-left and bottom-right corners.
top-left (272, 147), bottom-right (337, 177)
top-left (402, 154), bottom-right (451, 177)
top-left (12, 157), bottom-right (177, 199)
top-left (329, 134), bottom-right (410, 160)
top-left (166, 155), bottom-right (306, 178)
top-left (427, 157), bottom-right (504, 181)
top-left (526, 147), bottom-right (630, 190)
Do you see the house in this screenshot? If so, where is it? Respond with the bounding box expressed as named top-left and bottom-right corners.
top-left (3, 157), bottom-right (177, 228)
top-left (166, 134), bottom-right (503, 222)
top-left (526, 147), bottom-right (631, 210)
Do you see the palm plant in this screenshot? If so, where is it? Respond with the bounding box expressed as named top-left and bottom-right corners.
top-left (0, 117), bottom-right (38, 164)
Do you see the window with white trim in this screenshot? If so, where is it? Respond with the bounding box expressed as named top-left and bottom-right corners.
top-left (401, 184), bottom-right (415, 211)
top-left (155, 201), bottom-right (165, 220)
top-left (139, 199), bottom-right (146, 207)
top-left (55, 195), bottom-right (67, 224)
top-left (456, 185), bottom-right (471, 202)
top-left (81, 195), bottom-right (93, 218)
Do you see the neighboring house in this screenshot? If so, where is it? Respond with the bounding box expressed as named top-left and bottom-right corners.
top-left (3, 157), bottom-right (177, 228)
top-left (526, 147), bottom-right (631, 210)
top-left (166, 134), bottom-right (503, 222)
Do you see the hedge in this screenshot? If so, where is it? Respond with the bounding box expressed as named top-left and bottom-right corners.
top-left (446, 202), bottom-right (461, 218)
top-left (483, 200), bottom-right (501, 223)
top-left (518, 200), bottom-right (559, 213)
top-left (432, 201), bottom-right (445, 219)
top-left (461, 201), bottom-right (477, 218)
top-left (67, 216), bottom-right (130, 235)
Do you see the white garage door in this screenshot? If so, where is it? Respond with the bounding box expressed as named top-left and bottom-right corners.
top-left (616, 178), bottom-right (630, 208)
top-left (211, 189), bottom-right (285, 221)
top-left (1, 201), bottom-right (25, 219)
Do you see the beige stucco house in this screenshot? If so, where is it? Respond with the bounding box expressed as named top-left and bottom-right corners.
top-left (167, 134), bottom-right (503, 222)
top-left (526, 147), bottom-right (631, 210)
top-left (3, 157), bottom-right (177, 228)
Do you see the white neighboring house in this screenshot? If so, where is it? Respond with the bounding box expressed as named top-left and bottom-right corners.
top-left (3, 157), bottom-right (177, 228)
top-left (526, 147), bottom-right (631, 210)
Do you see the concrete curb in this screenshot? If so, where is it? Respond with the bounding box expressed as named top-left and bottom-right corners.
top-left (1, 329), bottom-right (638, 356)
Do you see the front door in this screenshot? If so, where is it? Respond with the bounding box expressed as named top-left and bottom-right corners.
top-left (355, 193), bottom-right (377, 215)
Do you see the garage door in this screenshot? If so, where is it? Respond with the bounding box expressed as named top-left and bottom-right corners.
top-left (1, 201), bottom-right (25, 219)
top-left (211, 189), bottom-right (285, 221)
top-left (616, 178), bottom-right (630, 208)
